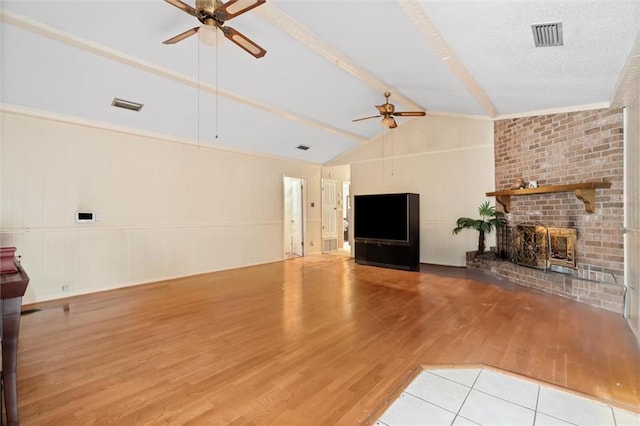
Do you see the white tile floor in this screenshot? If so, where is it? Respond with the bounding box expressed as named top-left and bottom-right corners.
top-left (376, 367), bottom-right (640, 426)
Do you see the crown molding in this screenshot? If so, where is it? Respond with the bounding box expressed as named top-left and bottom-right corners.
top-left (494, 102), bottom-right (611, 120)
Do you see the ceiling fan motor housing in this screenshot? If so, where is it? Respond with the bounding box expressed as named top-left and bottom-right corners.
top-left (196, 0), bottom-right (219, 16)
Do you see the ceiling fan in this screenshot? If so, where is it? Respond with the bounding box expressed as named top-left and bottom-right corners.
top-left (163, 0), bottom-right (267, 58)
top-left (353, 92), bottom-right (426, 129)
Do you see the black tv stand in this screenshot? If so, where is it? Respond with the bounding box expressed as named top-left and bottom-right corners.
top-left (354, 193), bottom-right (419, 271)
top-left (355, 239), bottom-right (419, 271)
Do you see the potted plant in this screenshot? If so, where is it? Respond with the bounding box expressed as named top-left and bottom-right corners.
top-left (452, 201), bottom-right (504, 255)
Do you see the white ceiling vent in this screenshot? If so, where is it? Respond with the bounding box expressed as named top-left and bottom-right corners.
top-left (111, 98), bottom-right (143, 111)
top-left (531, 22), bottom-right (563, 47)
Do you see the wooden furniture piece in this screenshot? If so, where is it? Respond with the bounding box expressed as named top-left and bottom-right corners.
top-left (486, 182), bottom-right (612, 213)
top-left (0, 248), bottom-right (17, 274)
top-left (1, 261), bottom-right (30, 426)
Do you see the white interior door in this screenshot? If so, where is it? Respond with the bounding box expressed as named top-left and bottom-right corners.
top-left (343, 182), bottom-right (351, 250)
top-left (322, 179), bottom-right (338, 252)
top-left (284, 177), bottom-right (304, 258)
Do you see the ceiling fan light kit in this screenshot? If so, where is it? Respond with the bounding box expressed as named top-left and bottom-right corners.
top-left (381, 116), bottom-right (395, 127)
top-left (163, 0), bottom-right (267, 58)
top-left (198, 24), bottom-right (223, 47)
top-left (353, 92), bottom-right (426, 129)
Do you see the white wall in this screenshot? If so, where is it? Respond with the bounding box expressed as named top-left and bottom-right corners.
top-left (0, 111), bottom-right (322, 303)
top-left (331, 115), bottom-right (494, 266)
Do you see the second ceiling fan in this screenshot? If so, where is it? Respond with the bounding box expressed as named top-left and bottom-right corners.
top-left (353, 92), bottom-right (426, 129)
top-left (163, 0), bottom-right (267, 58)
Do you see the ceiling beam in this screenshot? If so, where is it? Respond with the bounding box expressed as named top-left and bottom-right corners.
top-left (0, 9), bottom-right (366, 144)
top-left (254, 3), bottom-right (424, 111)
top-left (397, 1), bottom-right (498, 118)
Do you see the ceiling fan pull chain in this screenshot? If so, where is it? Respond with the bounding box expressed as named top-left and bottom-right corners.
top-left (215, 36), bottom-right (219, 140)
top-left (390, 130), bottom-right (394, 176)
top-left (197, 39), bottom-right (201, 150)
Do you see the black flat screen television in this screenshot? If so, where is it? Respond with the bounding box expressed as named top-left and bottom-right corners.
top-left (354, 193), bottom-right (410, 242)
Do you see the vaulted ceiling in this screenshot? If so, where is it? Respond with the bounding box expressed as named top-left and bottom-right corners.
top-left (2, 1), bottom-right (639, 164)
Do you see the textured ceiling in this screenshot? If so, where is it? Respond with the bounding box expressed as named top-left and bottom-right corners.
top-left (1, 1), bottom-right (639, 164)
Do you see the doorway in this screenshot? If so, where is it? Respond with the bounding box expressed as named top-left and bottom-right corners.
top-left (284, 176), bottom-right (305, 258)
top-left (342, 181), bottom-right (351, 252)
top-left (322, 179), bottom-right (338, 252)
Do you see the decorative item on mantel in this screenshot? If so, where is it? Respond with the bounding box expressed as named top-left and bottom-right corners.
top-left (1, 246), bottom-right (18, 274)
top-left (510, 178), bottom-right (538, 190)
top-left (510, 178), bottom-right (527, 190)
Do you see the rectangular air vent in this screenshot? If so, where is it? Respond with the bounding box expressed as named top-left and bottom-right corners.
top-left (297, 145), bottom-right (310, 150)
top-left (322, 238), bottom-right (338, 252)
top-left (531, 22), bottom-right (563, 47)
top-left (111, 97), bottom-right (143, 111)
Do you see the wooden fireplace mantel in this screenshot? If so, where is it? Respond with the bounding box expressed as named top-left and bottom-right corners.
top-left (486, 182), bottom-right (612, 213)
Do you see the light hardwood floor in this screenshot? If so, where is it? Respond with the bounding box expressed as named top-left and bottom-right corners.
top-left (17, 255), bottom-right (640, 425)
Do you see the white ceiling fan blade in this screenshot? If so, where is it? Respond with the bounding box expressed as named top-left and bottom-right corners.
top-left (215, 0), bottom-right (266, 21)
top-left (163, 27), bottom-right (199, 44)
top-left (221, 26), bottom-right (266, 58)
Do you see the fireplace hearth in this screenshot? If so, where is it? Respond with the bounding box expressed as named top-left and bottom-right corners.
top-left (470, 221), bottom-right (623, 314)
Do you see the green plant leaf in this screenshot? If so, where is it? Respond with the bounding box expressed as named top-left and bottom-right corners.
top-left (453, 201), bottom-right (504, 251)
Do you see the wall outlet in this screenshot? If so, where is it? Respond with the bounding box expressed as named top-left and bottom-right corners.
top-left (61, 284), bottom-right (70, 292)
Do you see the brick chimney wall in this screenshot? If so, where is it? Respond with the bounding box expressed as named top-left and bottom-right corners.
top-left (477, 108), bottom-right (625, 312)
top-left (494, 108), bottom-right (624, 276)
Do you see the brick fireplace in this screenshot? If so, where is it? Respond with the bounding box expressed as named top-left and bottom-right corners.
top-left (468, 108), bottom-right (626, 313)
